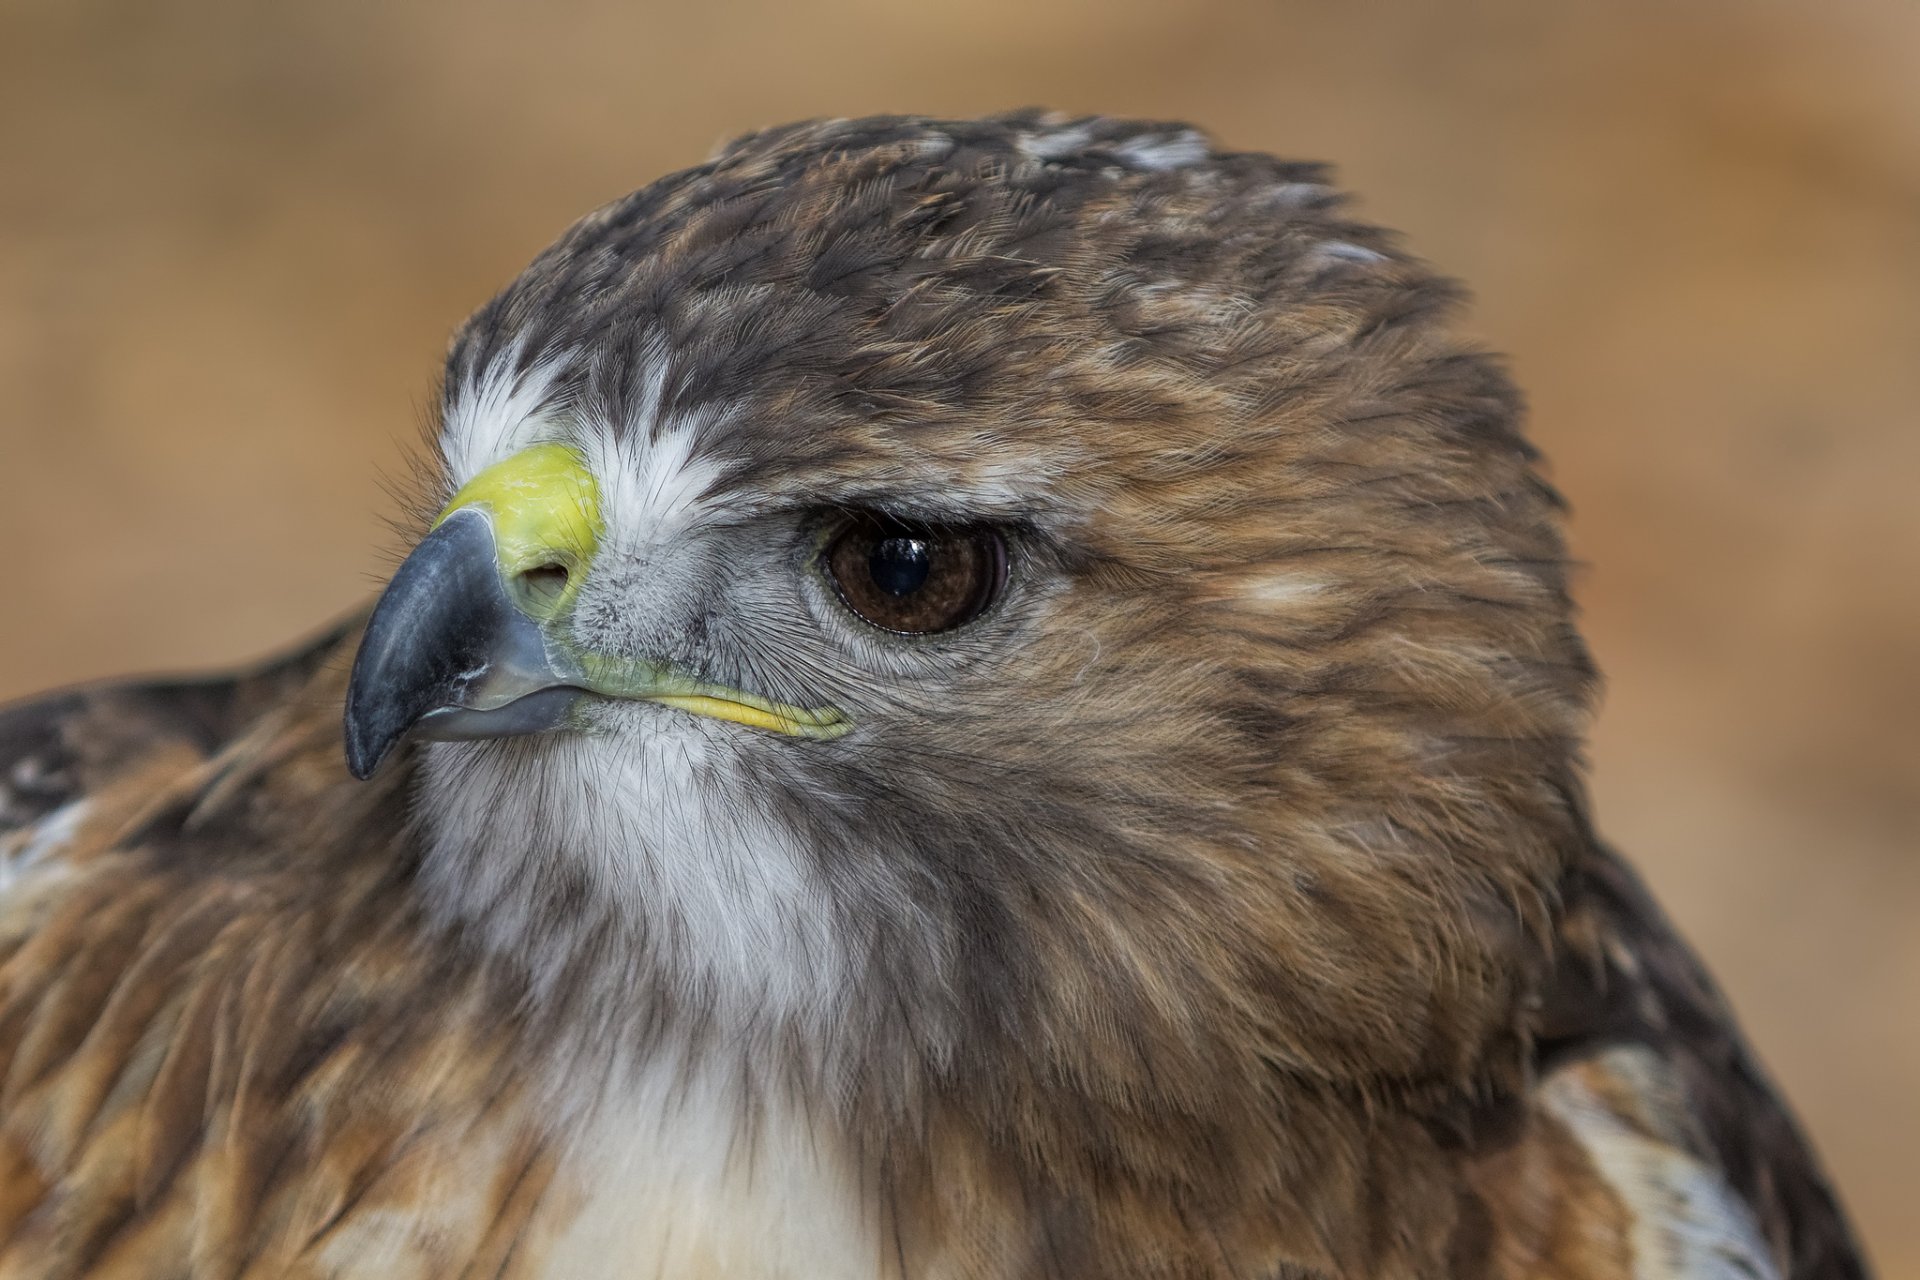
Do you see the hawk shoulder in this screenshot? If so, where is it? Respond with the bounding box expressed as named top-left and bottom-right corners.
top-left (1465, 845), bottom-right (1869, 1280)
top-left (0, 619), bottom-right (570, 1279)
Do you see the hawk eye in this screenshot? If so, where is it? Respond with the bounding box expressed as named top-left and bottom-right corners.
top-left (823, 515), bottom-right (1006, 636)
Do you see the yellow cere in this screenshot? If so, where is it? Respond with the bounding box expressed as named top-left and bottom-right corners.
top-left (435, 443), bottom-right (604, 594)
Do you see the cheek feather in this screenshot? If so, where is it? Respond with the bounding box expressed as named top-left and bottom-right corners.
top-left (415, 724), bottom-right (854, 1030)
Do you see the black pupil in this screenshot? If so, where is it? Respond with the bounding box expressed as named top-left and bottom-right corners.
top-left (869, 536), bottom-right (931, 596)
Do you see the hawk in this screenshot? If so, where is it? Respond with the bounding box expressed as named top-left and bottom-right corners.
top-left (0, 113), bottom-right (1868, 1279)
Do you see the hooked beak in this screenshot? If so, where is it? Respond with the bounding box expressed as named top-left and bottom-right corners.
top-left (345, 441), bottom-right (606, 780)
top-left (343, 505), bottom-right (587, 779)
top-left (344, 443), bottom-right (850, 780)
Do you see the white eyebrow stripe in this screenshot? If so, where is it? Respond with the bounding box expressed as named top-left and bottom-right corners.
top-left (441, 338), bottom-right (574, 486)
top-left (585, 419), bottom-right (729, 551)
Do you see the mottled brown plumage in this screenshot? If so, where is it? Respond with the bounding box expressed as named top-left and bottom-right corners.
top-left (0, 112), bottom-right (1867, 1278)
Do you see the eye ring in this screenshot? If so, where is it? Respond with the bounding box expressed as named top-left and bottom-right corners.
top-left (821, 514), bottom-right (1007, 636)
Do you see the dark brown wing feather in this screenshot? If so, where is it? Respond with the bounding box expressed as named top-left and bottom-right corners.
top-left (1518, 833), bottom-right (1872, 1280)
top-left (0, 617), bottom-right (356, 842)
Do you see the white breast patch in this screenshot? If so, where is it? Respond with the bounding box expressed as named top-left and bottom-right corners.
top-left (542, 1055), bottom-right (885, 1280)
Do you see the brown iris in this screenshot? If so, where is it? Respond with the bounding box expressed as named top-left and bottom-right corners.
top-left (824, 515), bottom-right (1006, 635)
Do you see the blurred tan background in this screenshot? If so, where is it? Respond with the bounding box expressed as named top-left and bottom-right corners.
top-left (2, 0), bottom-right (1915, 1269)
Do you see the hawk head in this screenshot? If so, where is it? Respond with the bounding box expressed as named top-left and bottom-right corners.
top-left (345, 111), bottom-right (1592, 1181)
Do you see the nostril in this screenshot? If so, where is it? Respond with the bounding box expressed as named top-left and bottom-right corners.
top-left (515, 562), bottom-right (571, 611)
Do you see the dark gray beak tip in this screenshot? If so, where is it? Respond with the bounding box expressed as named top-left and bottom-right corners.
top-left (342, 701), bottom-right (395, 781)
